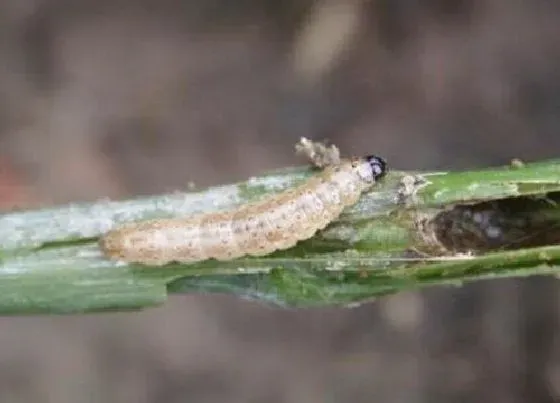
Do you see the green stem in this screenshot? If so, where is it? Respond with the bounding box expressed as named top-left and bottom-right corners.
top-left (1, 159), bottom-right (560, 314)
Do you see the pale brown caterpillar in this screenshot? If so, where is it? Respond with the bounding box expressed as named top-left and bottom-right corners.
top-left (99, 155), bottom-right (387, 265)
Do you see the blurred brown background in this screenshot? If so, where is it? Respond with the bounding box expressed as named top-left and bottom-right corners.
top-left (1, 0), bottom-right (560, 402)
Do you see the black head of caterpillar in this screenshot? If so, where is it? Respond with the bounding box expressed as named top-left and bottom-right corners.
top-left (350, 155), bottom-right (387, 184)
top-left (365, 155), bottom-right (387, 180)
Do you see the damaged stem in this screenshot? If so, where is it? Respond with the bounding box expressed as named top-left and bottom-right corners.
top-left (1, 151), bottom-right (560, 313)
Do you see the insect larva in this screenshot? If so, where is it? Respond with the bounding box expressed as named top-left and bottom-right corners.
top-left (99, 155), bottom-right (387, 265)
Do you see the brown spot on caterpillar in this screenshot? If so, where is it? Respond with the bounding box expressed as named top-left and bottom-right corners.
top-left (99, 147), bottom-right (387, 265)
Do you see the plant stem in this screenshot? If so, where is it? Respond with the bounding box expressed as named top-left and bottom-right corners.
top-left (1, 159), bottom-right (560, 314)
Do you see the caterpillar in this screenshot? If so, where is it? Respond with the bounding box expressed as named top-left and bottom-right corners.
top-left (99, 155), bottom-right (387, 265)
